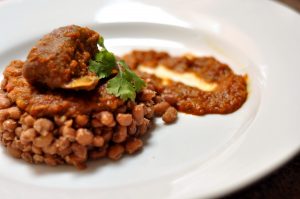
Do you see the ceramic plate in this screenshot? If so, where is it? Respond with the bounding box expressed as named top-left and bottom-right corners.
top-left (0, 0), bottom-right (299, 198)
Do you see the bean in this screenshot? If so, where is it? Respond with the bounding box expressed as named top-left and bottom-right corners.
top-left (108, 144), bottom-right (124, 160)
top-left (54, 115), bottom-right (67, 126)
top-left (32, 146), bottom-right (42, 154)
top-left (76, 128), bottom-right (93, 146)
top-left (154, 101), bottom-right (170, 116)
top-left (128, 120), bottom-right (137, 135)
top-left (0, 97), bottom-right (11, 109)
top-left (91, 118), bottom-right (102, 128)
top-left (22, 114), bottom-right (35, 127)
top-left (75, 115), bottom-right (89, 127)
top-left (144, 106), bottom-right (154, 119)
top-left (116, 113), bottom-right (132, 126)
top-left (71, 143), bottom-right (87, 159)
top-left (44, 155), bottom-right (57, 166)
top-left (93, 136), bottom-right (104, 147)
top-left (2, 119), bottom-right (17, 132)
top-left (34, 118), bottom-right (54, 136)
top-left (162, 93), bottom-right (177, 105)
top-left (7, 145), bottom-right (21, 158)
top-left (0, 109), bottom-right (9, 122)
top-left (98, 111), bottom-right (116, 127)
top-left (137, 118), bottom-right (150, 135)
top-left (55, 137), bottom-right (70, 151)
top-left (133, 104), bottom-right (144, 125)
top-left (60, 126), bottom-right (76, 141)
top-left (162, 107), bottom-right (178, 124)
top-left (7, 107), bottom-right (21, 120)
top-left (102, 130), bottom-right (113, 142)
top-left (21, 152), bottom-right (33, 163)
top-left (112, 126), bottom-right (127, 143)
top-left (33, 154), bottom-right (44, 164)
top-left (89, 149), bottom-right (106, 159)
top-left (139, 89), bottom-right (156, 101)
top-left (20, 128), bottom-right (37, 144)
top-left (33, 133), bottom-right (53, 148)
top-left (15, 127), bottom-right (23, 138)
top-left (42, 143), bottom-right (57, 155)
top-left (125, 138), bottom-right (143, 154)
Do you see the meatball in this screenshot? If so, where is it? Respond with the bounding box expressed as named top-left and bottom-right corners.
top-left (23, 25), bottom-right (99, 89)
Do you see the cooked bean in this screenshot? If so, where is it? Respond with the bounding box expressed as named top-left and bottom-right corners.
top-left (22, 114), bottom-right (35, 127)
top-left (34, 118), bottom-right (54, 136)
top-left (32, 146), bottom-right (42, 154)
top-left (154, 101), bottom-right (170, 116)
top-left (91, 118), bottom-right (102, 128)
top-left (2, 131), bottom-right (14, 141)
top-left (7, 107), bottom-right (21, 120)
top-left (0, 97), bottom-right (11, 109)
top-left (57, 147), bottom-right (72, 157)
top-left (102, 130), bottom-right (113, 142)
top-left (162, 93), bottom-right (177, 105)
top-left (65, 154), bottom-right (87, 170)
top-left (72, 143), bottom-right (87, 159)
top-left (0, 109), bottom-right (9, 122)
top-left (60, 126), bottom-right (76, 141)
top-left (139, 89), bottom-right (156, 101)
top-left (98, 111), bottom-right (116, 127)
top-left (75, 115), bottom-right (89, 127)
top-left (15, 127), bottom-right (23, 138)
top-left (125, 138), bottom-right (143, 154)
top-left (2, 119), bottom-right (17, 132)
top-left (44, 155), bottom-right (57, 166)
top-left (21, 152), bottom-right (33, 163)
top-left (20, 128), bottom-right (37, 144)
top-left (116, 113), bottom-right (132, 126)
top-left (107, 144), bottom-right (124, 160)
top-left (89, 149), bottom-right (106, 159)
top-left (54, 115), bottom-right (67, 126)
top-left (55, 137), bottom-right (70, 151)
top-left (93, 136), bottom-right (104, 147)
top-left (128, 120), bottom-right (137, 135)
top-left (7, 145), bottom-right (21, 158)
top-left (33, 154), bottom-right (44, 164)
top-left (112, 126), bottom-right (127, 143)
top-left (144, 106), bottom-right (154, 119)
top-left (43, 143), bottom-right (57, 155)
top-left (22, 143), bottom-right (32, 152)
top-left (33, 133), bottom-right (53, 148)
top-left (162, 107), bottom-right (178, 124)
top-left (133, 104), bottom-right (144, 125)
top-left (76, 128), bottom-right (93, 146)
top-left (137, 118), bottom-right (150, 135)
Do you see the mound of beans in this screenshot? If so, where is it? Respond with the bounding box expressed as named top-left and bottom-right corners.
top-left (0, 87), bottom-right (177, 169)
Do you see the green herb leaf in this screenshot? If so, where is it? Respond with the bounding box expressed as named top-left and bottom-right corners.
top-left (118, 60), bottom-right (146, 92)
top-left (88, 58), bottom-right (113, 79)
top-left (107, 74), bottom-right (136, 101)
top-left (89, 35), bottom-right (145, 101)
top-left (98, 36), bottom-right (105, 49)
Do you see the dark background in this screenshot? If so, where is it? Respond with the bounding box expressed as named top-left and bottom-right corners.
top-left (223, 1), bottom-right (300, 198)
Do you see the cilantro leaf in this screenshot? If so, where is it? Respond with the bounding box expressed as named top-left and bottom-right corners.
top-left (107, 74), bottom-right (136, 101)
top-left (88, 59), bottom-right (112, 79)
top-left (118, 60), bottom-right (146, 92)
top-left (98, 36), bottom-right (105, 49)
top-left (89, 50), bottom-right (116, 78)
top-left (88, 35), bottom-right (145, 101)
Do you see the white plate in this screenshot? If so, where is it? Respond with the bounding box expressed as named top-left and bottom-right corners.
top-left (0, 0), bottom-right (300, 198)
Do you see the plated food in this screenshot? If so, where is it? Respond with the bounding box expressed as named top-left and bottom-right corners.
top-left (0, 25), bottom-right (247, 169)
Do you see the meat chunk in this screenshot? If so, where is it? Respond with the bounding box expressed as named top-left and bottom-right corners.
top-left (23, 25), bottom-right (99, 89)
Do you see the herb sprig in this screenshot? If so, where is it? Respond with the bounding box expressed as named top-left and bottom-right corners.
top-left (89, 36), bottom-right (145, 101)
